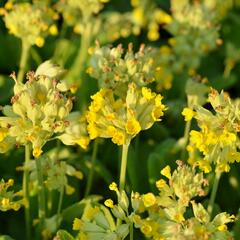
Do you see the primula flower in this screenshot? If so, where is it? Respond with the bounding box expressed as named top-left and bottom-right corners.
top-left (3, 2), bottom-right (56, 47)
top-left (187, 89), bottom-right (240, 173)
top-left (86, 83), bottom-right (166, 145)
top-left (57, 112), bottom-right (90, 150)
top-left (0, 61), bottom-right (73, 157)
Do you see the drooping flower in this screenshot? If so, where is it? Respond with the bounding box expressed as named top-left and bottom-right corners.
top-left (86, 83), bottom-right (166, 145)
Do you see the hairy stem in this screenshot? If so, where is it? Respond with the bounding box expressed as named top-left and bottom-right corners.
top-left (23, 144), bottom-right (31, 240)
top-left (84, 140), bottom-right (99, 197)
top-left (207, 172), bottom-right (221, 218)
top-left (119, 143), bottom-right (130, 191)
top-left (17, 41), bottom-right (30, 83)
top-left (180, 119), bottom-right (192, 161)
top-left (35, 156), bottom-right (46, 231)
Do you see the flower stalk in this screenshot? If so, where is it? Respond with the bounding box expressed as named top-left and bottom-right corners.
top-left (35, 156), bottom-right (46, 231)
top-left (207, 172), bottom-right (221, 218)
top-left (23, 144), bottom-right (31, 240)
top-left (84, 139), bottom-right (99, 197)
top-left (17, 41), bottom-right (30, 83)
top-left (119, 143), bottom-right (130, 191)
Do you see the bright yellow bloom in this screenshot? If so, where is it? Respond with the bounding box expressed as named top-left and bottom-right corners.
top-left (48, 24), bottom-right (58, 36)
top-left (126, 118), bottom-right (141, 135)
top-left (218, 224), bottom-right (227, 232)
top-left (156, 179), bottom-right (166, 189)
top-left (160, 165), bottom-right (171, 179)
top-left (142, 87), bottom-right (156, 100)
top-left (73, 218), bottom-right (82, 230)
top-left (104, 199), bottom-right (114, 208)
top-left (182, 107), bottom-right (195, 121)
top-left (35, 37), bottom-right (45, 47)
top-left (142, 193), bottom-right (156, 207)
top-left (32, 147), bottom-right (43, 158)
top-left (109, 182), bottom-right (118, 191)
top-left (141, 223), bottom-right (152, 236)
top-left (1, 198), bottom-right (10, 208)
top-left (0, 128), bottom-right (8, 142)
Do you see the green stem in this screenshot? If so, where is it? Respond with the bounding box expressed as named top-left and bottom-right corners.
top-left (84, 140), bottom-right (99, 197)
top-left (180, 119), bottom-right (192, 161)
top-left (56, 140), bottom-right (64, 226)
top-left (70, 22), bottom-right (92, 83)
top-left (207, 172), bottom-right (221, 218)
top-left (23, 144), bottom-right (31, 240)
top-left (57, 185), bottom-right (64, 226)
top-left (119, 143), bottom-right (130, 191)
top-left (130, 223), bottom-right (134, 240)
top-left (35, 156), bottom-right (46, 231)
top-left (17, 41), bottom-right (30, 83)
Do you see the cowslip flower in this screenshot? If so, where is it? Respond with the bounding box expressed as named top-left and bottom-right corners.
top-left (3, 2), bottom-right (56, 47)
top-left (86, 83), bottom-right (166, 145)
top-left (187, 89), bottom-right (240, 173)
top-left (132, 162), bottom-right (234, 239)
top-left (57, 112), bottom-right (90, 150)
top-left (0, 61), bottom-right (73, 157)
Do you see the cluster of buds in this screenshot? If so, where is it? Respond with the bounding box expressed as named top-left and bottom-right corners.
top-left (72, 182), bottom-right (131, 240)
top-left (131, 162), bottom-right (235, 239)
top-left (187, 89), bottom-right (240, 173)
top-left (0, 61), bottom-right (74, 157)
top-left (167, 0), bottom-right (220, 73)
top-left (71, 162), bottom-right (235, 239)
top-left (28, 154), bottom-right (83, 194)
top-left (56, 0), bottom-right (109, 34)
top-left (88, 43), bottom-right (158, 90)
top-left (86, 83), bottom-right (166, 145)
top-left (58, 112), bottom-right (90, 150)
top-left (0, 179), bottom-right (22, 211)
top-left (2, 1), bottom-right (58, 47)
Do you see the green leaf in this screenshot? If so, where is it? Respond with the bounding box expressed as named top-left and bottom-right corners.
top-left (62, 196), bottom-right (102, 222)
top-left (148, 138), bottom-right (177, 192)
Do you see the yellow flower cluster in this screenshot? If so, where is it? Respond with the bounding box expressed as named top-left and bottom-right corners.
top-left (0, 62), bottom-right (74, 157)
top-left (58, 112), bottom-right (90, 150)
top-left (3, 2), bottom-right (57, 47)
top-left (131, 0), bottom-right (172, 41)
top-left (0, 179), bottom-right (22, 211)
top-left (86, 83), bottom-right (166, 145)
top-left (131, 162), bottom-right (234, 239)
top-left (187, 89), bottom-right (240, 173)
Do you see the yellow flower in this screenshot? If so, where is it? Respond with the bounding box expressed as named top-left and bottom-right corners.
top-left (142, 193), bottom-right (156, 207)
top-left (218, 224), bottom-right (227, 232)
top-left (0, 128), bottom-right (8, 142)
top-left (156, 179), bottom-right (166, 189)
top-left (4, 1), bottom-right (13, 10)
top-left (109, 182), bottom-right (118, 191)
top-left (147, 28), bottom-right (160, 41)
top-left (104, 199), bottom-right (114, 208)
top-left (141, 223), bottom-right (152, 236)
top-left (142, 87), bottom-right (155, 100)
top-left (160, 165), bottom-right (171, 179)
top-left (75, 137), bottom-right (90, 150)
top-left (35, 37), bottom-right (45, 47)
top-left (1, 198), bottom-right (10, 208)
top-left (48, 24), bottom-right (58, 36)
top-left (112, 130), bottom-right (126, 145)
top-left (126, 118), bottom-right (141, 135)
top-left (74, 24), bottom-right (82, 34)
top-left (66, 185), bottom-right (75, 195)
top-left (174, 212), bottom-right (185, 223)
top-left (32, 147), bottom-right (43, 158)
top-left (182, 107), bottom-right (195, 121)
top-left (72, 218), bottom-right (82, 230)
